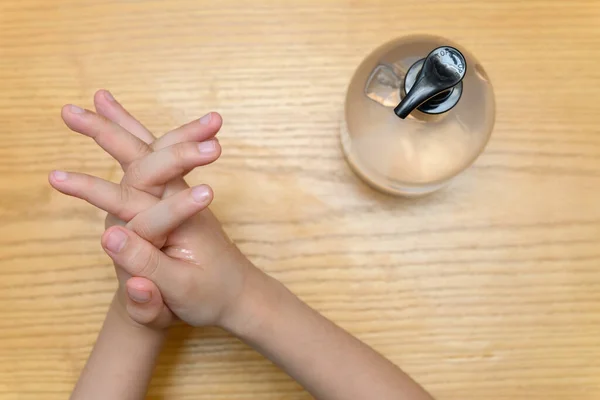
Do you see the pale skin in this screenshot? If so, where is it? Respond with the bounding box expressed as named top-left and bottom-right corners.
top-left (50, 90), bottom-right (434, 400)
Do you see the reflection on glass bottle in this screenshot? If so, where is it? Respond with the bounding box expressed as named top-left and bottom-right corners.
top-left (365, 64), bottom-right (402, 107)
top-left (341, 35), bottom-right (495, 197)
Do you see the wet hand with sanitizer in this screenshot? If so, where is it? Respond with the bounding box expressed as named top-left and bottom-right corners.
top-left (341, 35), bottom-right (496, 197)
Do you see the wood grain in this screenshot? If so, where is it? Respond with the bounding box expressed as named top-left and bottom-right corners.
top-left (1, 0), bottom-right (600, 399)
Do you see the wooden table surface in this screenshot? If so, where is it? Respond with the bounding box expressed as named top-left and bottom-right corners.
top-left (1, 1), bottom-right (600, 399)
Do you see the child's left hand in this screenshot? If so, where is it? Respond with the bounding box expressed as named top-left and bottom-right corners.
top-left (50, 90), bottom-right (225, 329)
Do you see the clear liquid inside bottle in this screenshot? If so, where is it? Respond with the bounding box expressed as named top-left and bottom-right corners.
top-left (341, 35), bottom-right (496, 196)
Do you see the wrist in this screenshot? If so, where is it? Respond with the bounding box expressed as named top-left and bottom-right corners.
top-left (71, 292), bottom-right (167, 400)
top-left (219, 264), bottom-right (287, 338)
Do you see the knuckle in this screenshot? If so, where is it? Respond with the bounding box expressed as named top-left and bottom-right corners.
top-left (133, 140), bottom-right (150, 160)
top-left (131, 246), bottom-right (160, 279)
top-left (164, 199), bottom-right (181, 220)
top-left (126, 304), bottom-right (155, 326)
top-left (118, 184), bottom-right (130, 204)
top-left (126, 161), bottom-right (144, 184)
top-left (132, 219), bottom-right (153, 242)
top-left (114, 185), bottom-right (133, 220)
top-left (171, 143), bottom-right (191, 166)
top-left (147, 306), bottom-right (166, 327)
top-left (176, 142), bottom-right (198, 162)
top-left (126, 304), bottom-right (148, 324)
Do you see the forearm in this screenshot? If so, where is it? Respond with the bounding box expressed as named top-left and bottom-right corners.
top-left (225, 271), bottom-right (433, 400)
top-left (71, 292), bottom-right (167, 400)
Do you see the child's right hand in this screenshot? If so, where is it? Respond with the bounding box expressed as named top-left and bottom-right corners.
top-left (100, 202), bottom-right (260, 329)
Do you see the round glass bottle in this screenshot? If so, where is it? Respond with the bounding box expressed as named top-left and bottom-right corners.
top-left (341, 35), bottom-right (496, 196)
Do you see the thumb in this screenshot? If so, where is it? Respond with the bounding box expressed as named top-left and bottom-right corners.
top-left (125, 277), bottom-right (174, 329)
top-left (102, 226), bottom-right (182, 296)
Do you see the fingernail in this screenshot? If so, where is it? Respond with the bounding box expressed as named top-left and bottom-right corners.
top-left (70, 104), bottom-right (85, 114)
top-left (199, 113), bottom-right (212, 125)
top-left (105, 229), bottom-right (128, 253)
top-left (127, 286), bottom-right (151, 303)
top-left (52, 170), bottom-right (68, 182)
top-left (197, 140), bottom-right (217, 154)
top-left (104, 90), bottom-right (115, 102)
top-left (191, 185), bottom-right (211, 203)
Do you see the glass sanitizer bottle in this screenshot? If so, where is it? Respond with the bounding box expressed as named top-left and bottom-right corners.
top-left (341, 35), bottom-right (496, 196)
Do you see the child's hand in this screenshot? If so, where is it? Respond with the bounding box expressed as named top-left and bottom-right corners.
top-left (50, 90), bottom-right (251, 328)
top-left (93, 185), bottom-right (257, 329)
top-left (106, 181), bottom-right (220, 329)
